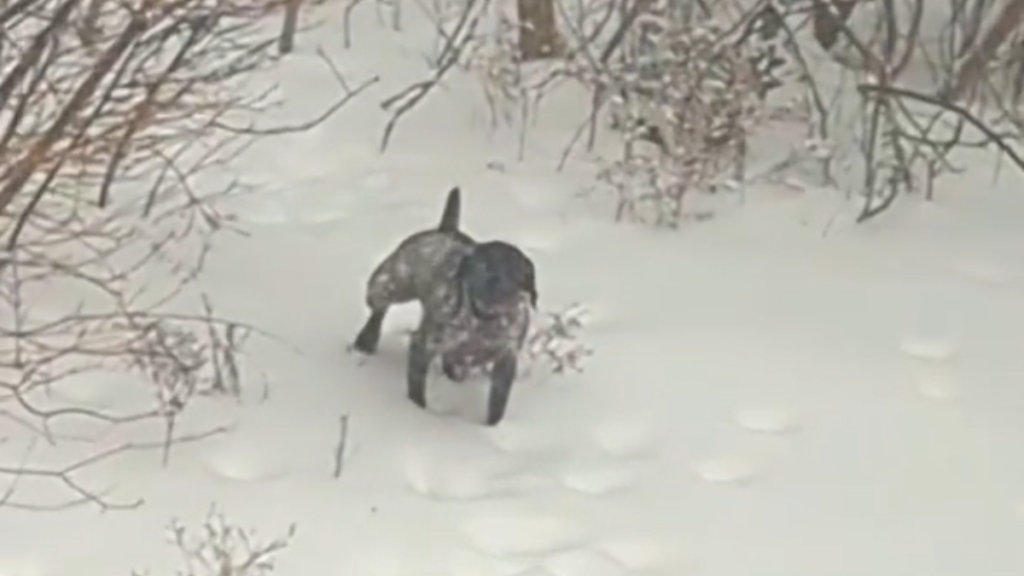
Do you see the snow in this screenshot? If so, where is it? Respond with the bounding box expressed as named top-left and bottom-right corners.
top-left (5, 3), bottom-right (1024, 576)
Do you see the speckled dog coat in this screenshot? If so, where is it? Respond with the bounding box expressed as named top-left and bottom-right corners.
top-left (353, 187), bottom-right (537, 425)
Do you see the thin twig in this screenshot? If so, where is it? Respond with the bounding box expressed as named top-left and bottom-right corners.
top-left (215, 52), bottom-right (379, 135)
top-left (859, 82), bottom-right (1024, 171)
top-left (332, 414), bottom-right (349, 478)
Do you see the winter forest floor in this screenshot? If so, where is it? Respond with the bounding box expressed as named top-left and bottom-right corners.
top-left (3, 3), bottom-right (1024, 576)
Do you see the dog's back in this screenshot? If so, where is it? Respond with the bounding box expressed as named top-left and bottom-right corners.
top-left (364, 187), bottom-right (473, 311)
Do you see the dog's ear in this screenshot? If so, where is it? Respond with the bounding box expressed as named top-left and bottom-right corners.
top-left (452, 252), bottom-right (473, 312)
top-left (522, 259), bottom-right (537, 308)
top-left (454, 251), bottom-right (472, 282)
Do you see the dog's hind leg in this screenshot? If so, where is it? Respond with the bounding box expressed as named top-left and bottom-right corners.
top-left (485, 352), bottom-right (518, 425)
top-left (353, 309), bottom-right (387, 354)
top-left (352, 253), bottom-right (417, 355)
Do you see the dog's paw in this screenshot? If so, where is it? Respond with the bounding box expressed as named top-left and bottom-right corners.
top-left (352, 327), bottom-right (381, 355)
top-left (352, 310), bottom-right (386, 355)
top-left (345, 343), bottom-right (372, 365)
top-left (408, 390), bottom-right (428, 410)
top-left (350, 338), bottom-right (376, 355)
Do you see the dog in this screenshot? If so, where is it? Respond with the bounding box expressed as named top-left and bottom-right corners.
top-left (352, 187), bottom-right (537, 425)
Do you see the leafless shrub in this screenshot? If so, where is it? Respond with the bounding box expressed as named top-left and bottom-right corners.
top-left (598, 16), bottom-right (770, 224)
top-left (464, 9), bottom-right (531, 133)
top-left (373, 1), bottom-right (776, 224)
top-left (804, 0), bottom-right (1024, 222)
top-left (461, 0), bottom-right (576, 158)
top-left (341, 0), bottom-right (402, 46)
top-left (134, 506), bottom-right (296, 576)
top-left (378, 0), bottom-right (617, 154)
top-left (458, 0), bottom-right (795, 226)
top-left (473, 0), bottom-right (1024, 225)
top-left (354, 0), bottom-right (1024, 225)
top-left (377, 0), bottom-right (489, 150)
top-left (557, 0), bottom-right (804, 227)
top-left (523, 302), bottom-right (592, 376)
top-left (0, 0), bottom-right (371, 510)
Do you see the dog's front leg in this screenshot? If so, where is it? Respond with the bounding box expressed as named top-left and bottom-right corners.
top-left (485, 352), bottom-right (518, 426)
top-left (406, 326), bottom-right (436, 410)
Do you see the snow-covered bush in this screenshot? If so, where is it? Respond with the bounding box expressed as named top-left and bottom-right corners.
top-left (593, 2), bottom-right (788, 227)
top-left (134, 507), bottom-right (296, 576)
top-left (524, 302), bottom-right (592, 376)
top-left (458, 0), bottom-right (791, 226)
top-left (463, 7), bottom-right (532, 132)
top-left (0, 0), bottom-right (369, 509)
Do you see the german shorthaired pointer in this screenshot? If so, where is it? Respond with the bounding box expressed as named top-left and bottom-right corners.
top-left (353, 187), bottom-right (537, 425)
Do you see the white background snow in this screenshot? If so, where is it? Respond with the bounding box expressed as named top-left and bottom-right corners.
top-left (3, 2), bottom-right (1024, 576)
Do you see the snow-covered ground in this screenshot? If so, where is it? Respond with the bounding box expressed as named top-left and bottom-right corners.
top-left (4, 3), bottom-right (1024, 576)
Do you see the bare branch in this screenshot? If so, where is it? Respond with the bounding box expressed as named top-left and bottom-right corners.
top-left (214, 52), bottom-right (378, 136)
top-left (859, 82), bottom-right (1024, 171)
top-left (0, 0), bottom-right (355, 509)
top-left (378, 0), bottom-right (484, 151)
top-left (944, 0), bottom-right (1024, 101)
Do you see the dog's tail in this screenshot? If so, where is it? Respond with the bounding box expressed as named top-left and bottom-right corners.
top-left (438, 186), bottom-right (461, 233)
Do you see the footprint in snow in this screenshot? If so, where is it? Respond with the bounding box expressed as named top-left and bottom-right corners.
top-left (480, 420), bottom-right (577, 457)
top-left (201, 434), bottom-right (289, 483)
top-left (513, 417), bottom-right (653, 496)
top-left (0, 556), bottom-right (49, 576)
top-left (589, 417), bottom-right (658, 460)
top-left (900, 333), bottom-right (962, 402)
top-left (557, 461), bottom-right (643, 496)
top-left (733, 405), bottom-right (802, 435)
top-left (342, 550), bottom-right (425, 576)
top-left (361, 170), bottom-right (391, 190)
top-left (909, 362), bottom-right (961, 402)
top-left (690, 455), bottom-right (758, 485)
top-left (952, 256), bottom-right (1013, 286)
top-left (443, 548), bottom-right (534, 576)
top-left (48, 369), bottom-right (152, 411)
top-left (400, 444), bottom-right (543, 501)
top-left (597, 535), bottom-right (690, 572)
top-left (542, 549), bottom-right (630, 576)
top-left (461, 507), bottom-right (590, 558)
top-left (900, 333), bottom-right (958, 362)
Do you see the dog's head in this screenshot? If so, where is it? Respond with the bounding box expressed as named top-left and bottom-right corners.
top-left (456, 241), bottom-right (537, 320)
